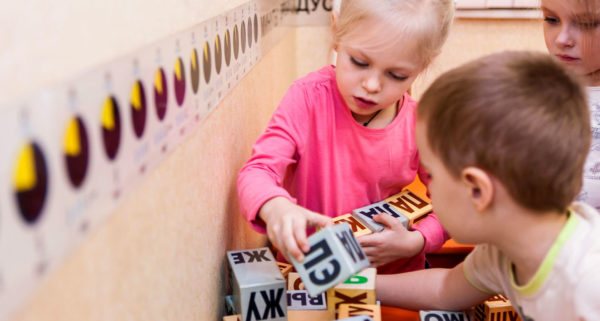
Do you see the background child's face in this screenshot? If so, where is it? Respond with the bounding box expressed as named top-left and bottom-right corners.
top-left (415, 120), bottom-right (477, 243)
top-left (334, 18), bottom-right (424, 116)
top-left (542, 0), bottom-right (600, 86)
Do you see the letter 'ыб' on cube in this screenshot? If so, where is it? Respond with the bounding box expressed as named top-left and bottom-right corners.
top-left (351, 201), bottom-right (409, 232)
top-left (290, 223), bottom-right (370, 296)
top-left (328, 268), bottom-right (376, 319)
top-left (227, 247), bottom-right (287, 321)
top-left (287, 290), bottom-right (327, 310)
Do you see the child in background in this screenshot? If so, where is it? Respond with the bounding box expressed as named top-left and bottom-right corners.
top-left (542, 0), bottom-right (600, 209)
top-left (237, 0), bottom-right (454, 273)
top-left (376, 51), bottom-right (600, 320)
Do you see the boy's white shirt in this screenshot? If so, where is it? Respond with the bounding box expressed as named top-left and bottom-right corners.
top-left (579, 87), bottom-right (600, 210)
top-left (462, 202), bottom-right (600, 320)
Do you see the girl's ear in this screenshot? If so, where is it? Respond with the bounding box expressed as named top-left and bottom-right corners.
top-left (461, 167), bottom-right (494, 212)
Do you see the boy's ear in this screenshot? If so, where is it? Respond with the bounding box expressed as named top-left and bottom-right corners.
top-left (461, 167), bottom-right (493, 212)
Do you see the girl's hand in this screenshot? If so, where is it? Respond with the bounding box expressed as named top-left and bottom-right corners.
top-left (259, 197), bottom-right (332, 262)
top-left (358, 213), bottom-right (424, 267)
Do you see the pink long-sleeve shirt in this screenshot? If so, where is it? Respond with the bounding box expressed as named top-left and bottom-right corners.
top-left (237, 65), bottom-right (448, 273)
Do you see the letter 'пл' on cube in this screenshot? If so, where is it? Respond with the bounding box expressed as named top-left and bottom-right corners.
top-left (290, 223), bottom-right (370, 296)
top-left (227, 247), bottom-right (287, 321)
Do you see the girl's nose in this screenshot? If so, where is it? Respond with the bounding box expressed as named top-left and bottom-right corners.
top-left (362, 74), bottom-right (381, 93)
top-left (556, 26), bottom-right (575, 48)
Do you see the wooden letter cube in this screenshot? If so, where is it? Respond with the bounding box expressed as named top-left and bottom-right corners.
top-left (287, 290), bottom-right (327, 310)
top-left (336, 316), bottom-right (375, 321)
top-left (385, 189), bottom-right (432, 227)
top-left (290, 223), bottom-right (370, 296)
top-left (227, 247), bottom-right (287, 321)
top-left (352, 201), bottom-right (408, 232)
top-left (473, 294), bottom-right (521, 321)
top-left (419, 310), bottom-right (470, 321)
top-left (338, 304), bottom-right (381, 321)
top-left (276, 261), bottom-right (293, 279)
top-left (327, 268), bottom-right (376, 318)
top-left (333, 214), bottom-right (373, 237)
top-left (287, 272), bottom-right (305, 290)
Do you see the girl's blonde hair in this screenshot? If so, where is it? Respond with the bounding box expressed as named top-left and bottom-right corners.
top-left (333, 0), bottom-right (455, 67)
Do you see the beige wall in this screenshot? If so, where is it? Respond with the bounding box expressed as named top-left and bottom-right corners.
top-left (413, 18), bottom-right (547, 98)
top-left (3, 5), bottom-right (547, 321)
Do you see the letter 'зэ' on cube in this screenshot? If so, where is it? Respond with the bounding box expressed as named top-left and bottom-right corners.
top-left (473, 294), bottom-right (522, 321)
top-left (333, 214), bottom-right (373, 237)
top-left (419, 310), bottom-right (472, 321)
top-left (335, 316), bottom-right (375, 321)
top-left (385, 189), bottom-right (432, 227)
top-left (290, 223), bottom-right (370, 297)
top-left (337, 304), bottom-right (381, 321)
top-left (287, 290), bottom-right (327, 310)
top-left (276, 261), bottom-right (293, 279)
top-left (288, 272), bottom-right (306, 290)
top-left (351, 200), bottom-right (409, 233)
top-left (327, 268), bottom-right (376, 319)
top-left (227, 247), bottom-right (287, 321)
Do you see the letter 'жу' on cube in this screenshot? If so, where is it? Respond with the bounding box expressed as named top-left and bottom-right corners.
top-left (227, 247), bottom-right (287, 321)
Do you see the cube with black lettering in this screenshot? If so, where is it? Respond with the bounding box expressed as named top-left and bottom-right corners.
top-left (338, 304), bottom-right (381, 321)
top-left (290, 223), bottom-right (370, 296)
top-left (384, 189), bottom-right (432, 227)
top-left (419, 310), bottom-right (471, 321)
top-left (276, 262), bottom-right (293, 279)
top-left (287, 290), bottom-right (327, 310)
top-left (473, 294), bottom-right (521, 321)
top-left (336, 316), bottom-right (374, 321)
top-left (327, 268), bottom-right (376, 318)
top-left (351, 200), bottom-right (409, 232)
top-left (287, 272), bottom-right (305, 290)
top-left (332, 214), bottom-right (373, 237)
top-left (227, 247), bottom-right (287, 321)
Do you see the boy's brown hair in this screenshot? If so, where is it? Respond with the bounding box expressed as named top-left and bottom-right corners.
top-left (418, 51), bottom-right (590, 212)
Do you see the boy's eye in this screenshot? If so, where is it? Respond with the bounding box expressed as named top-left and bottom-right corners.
top-left (350, 56), bottom-right (369, 68)
top-left (543, 16), bottom-right (560, 25)
top-left (388, 72), bottom-right (408, 81)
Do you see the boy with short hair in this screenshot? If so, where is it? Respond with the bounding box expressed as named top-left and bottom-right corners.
top-left (376, 51), bottom-right (600, 320)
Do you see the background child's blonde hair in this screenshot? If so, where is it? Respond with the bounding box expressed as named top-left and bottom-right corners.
top-left (333, 0), bottom-right (454, 67)
top-left (419, 51), bottom-right (590, 213)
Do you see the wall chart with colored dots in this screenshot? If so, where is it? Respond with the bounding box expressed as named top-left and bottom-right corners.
top-left (0, 0), bottom-right (331, 319)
